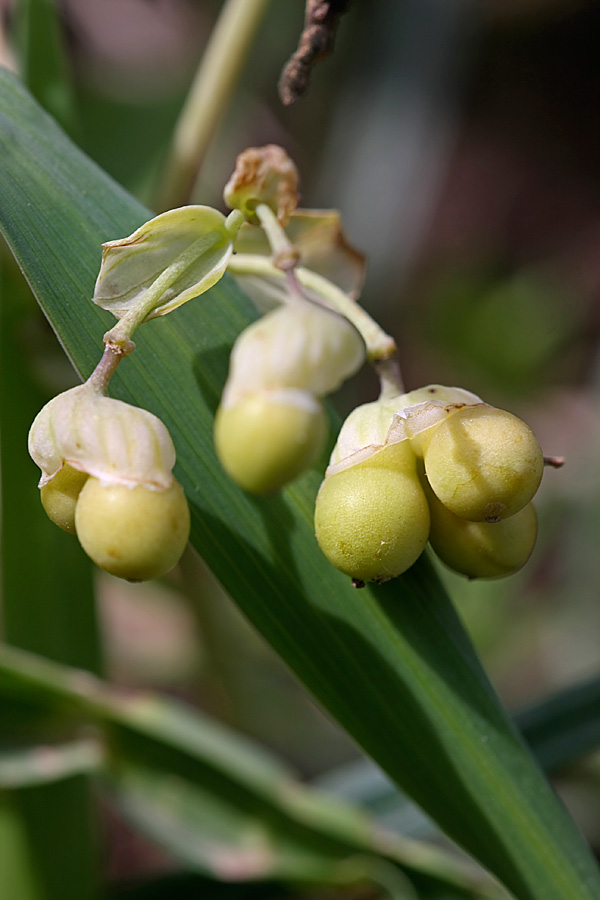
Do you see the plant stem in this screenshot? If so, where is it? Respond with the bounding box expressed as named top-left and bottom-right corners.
top-left (103, 230), bottom-right (222, 351)
top-left (255, 202), bottom-right (300, 269)
top-left (375, 357), bottom-right (404, 397)
top-left (225, 208), bottom-right (247, 238)
top-left (86, 344), bottom-right (124, 393)
top-left (156, 0), bottom-right (273, 210)
top-left (228, 253), bottom-right (399, 365)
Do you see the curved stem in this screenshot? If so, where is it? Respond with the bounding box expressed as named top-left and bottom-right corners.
top-left (228, 253), bottom-right (399, 365)
top-left (156, 0), bottom-right (272, 210)
top-left (375, 357), bottom-right (404, 397)
top-left (255, 202), bottom-right (300, 270)
top-left (225, 208), bottom-right (247, 238)
top-left (103, 230), bottom-right (222, 351)
top-left (86, 344), bottom-right (125, 393)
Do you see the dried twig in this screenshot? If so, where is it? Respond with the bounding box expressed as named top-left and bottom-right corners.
top-left (279, 0), bottom-right (351, 106)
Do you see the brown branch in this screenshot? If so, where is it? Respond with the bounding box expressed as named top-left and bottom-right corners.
top-left (278, 0), bottom-right (351, 106)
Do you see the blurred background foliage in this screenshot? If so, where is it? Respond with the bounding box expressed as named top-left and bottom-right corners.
top-left (2, 0), bottom-right (600, 893)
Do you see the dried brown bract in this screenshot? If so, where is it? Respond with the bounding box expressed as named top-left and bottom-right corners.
top-left (279, 0), bottom-right (351, 106)
top-left (223, 145), bottom-right (299, 225)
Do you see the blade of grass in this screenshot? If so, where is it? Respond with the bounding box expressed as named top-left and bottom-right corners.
top-left (13, 0), bottom-right (78, 136)
top-left (0, 251), bottom-right (101, 895)
top-left (0, 69), bottom-right (599, 900)
top-left (315, 672), bottom-right (600, 839)
top-left (0, 741), bottom-right (103, 790)
top-left (0, 792), bottom-right (40, 900)
top-left (0, 645), bottom-right (500, 899)
top-left (514, 674), bottom-right (600, 774)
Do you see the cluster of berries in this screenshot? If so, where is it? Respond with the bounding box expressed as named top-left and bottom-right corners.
top-left (29, 382), bottom-right (190, 582)
top-left (314, 386), bottom-right (543, 584)
top-left (30, 145), bottom-right (548, 588)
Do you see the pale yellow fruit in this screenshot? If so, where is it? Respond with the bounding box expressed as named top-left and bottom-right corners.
top-left (75, 477), bottom-right (190, 581)
top-left (40, 464), bottom-right (89, 534)
top-left (426, 483), bottom-right (538, 578)
top-left (215, 392), bottom-right (327, 493)
top-left (314, 446), bottom-right (430, 582)
top-left (424, 406), bottom-right (543, 521)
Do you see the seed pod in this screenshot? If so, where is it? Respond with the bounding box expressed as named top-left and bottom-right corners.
top-left (425, 480), bottom-right (538, 578)
top-left (215, 389), bottom-right (327, 493)
top-left (40, 464), bottom-right (89, 534)
top-left (75, 477), bottom-right (190, 582)
top-left (314, 443), bottom-right (430, 582)
top-left (423, 406), bottom-right (543, 521)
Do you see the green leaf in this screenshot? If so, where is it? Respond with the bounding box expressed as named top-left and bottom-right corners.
top-left (0, 213), bottom-right (101, 900)
top-left (514, 674), bottom-right (600, 774)
top-left (1, 69), bottom-right (599, 900)
top-left (316, 672), bottom-right (600, 841)
top-left (0, 257), bottom-right (100, 672)
top-left (13, 0), bottom-right (78, 137)
top-left (0, 646), bottom-right (498, 899)
top-left (0, 741), bottom-right (103, 790)
top-left (0, 778), bottom-right (99, 900)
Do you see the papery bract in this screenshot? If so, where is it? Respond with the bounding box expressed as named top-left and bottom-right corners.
top-left (221, 298), bottom-right (366, 407)
top-left (327, 385), bottom-right (485, 476)
top-left (29, 384), bottom-right (176, 490)
top-left (223, 144), bottom-right (299, 225)
top-left (93, 206), bottom-right (232, 321)
top-left (232, 209), bottom-right (366, 312)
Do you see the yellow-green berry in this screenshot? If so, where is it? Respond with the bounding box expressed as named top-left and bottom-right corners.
top-left (314, 445), bottom-right (430, 582)
top-left (215, 391), bottom-right (327, 493)
top-left (40, 464), bottom-right (89, 534)
top-left (75, 477), bottom-right (190, 581)
top-left (424, 406), bottom-right (543, 521)
top-left (426, 481), bottom-right (538, 578)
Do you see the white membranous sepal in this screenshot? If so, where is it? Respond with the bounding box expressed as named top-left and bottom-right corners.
top-left (221, 297), bottom-right (366, 408)
top-left (28, 383), bottom-right (176, 490)
top-left (327, 385), bottom-right (485, 477)
top-left (93, 206), bottom-right (233, 322)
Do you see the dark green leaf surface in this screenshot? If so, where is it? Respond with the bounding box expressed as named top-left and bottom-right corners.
top-left (1, 69), bottom-right (599, 900)
top-left (0, 257), bottom-right (100, 672)
top-left (14, 0), bottom-right (78, 137)
top-left (514, 674), bottom-right (600, 774)
top-left (315, 672), bottom-right (600, 838)
top-left (0, 244), bottom-right (101, 897)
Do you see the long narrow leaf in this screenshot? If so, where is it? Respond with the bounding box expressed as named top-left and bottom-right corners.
top-left (0, 645), bottom-right (500, 899)
top-left (316, 672), bottom-right (600, 838)
top-left (514, 674), bottom-right (600, 774)
top-left (0, 248), bottom-right (101, 898)
top-left (1, 70), bottom-right (599, 900)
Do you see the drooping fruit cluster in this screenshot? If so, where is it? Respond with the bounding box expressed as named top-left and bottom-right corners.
top-left (215, 297), bottom-right (365, 492)
top-left (314, 386), bottom-right (543, 583)
top-left (30, 383), bottom-right (190, 582)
